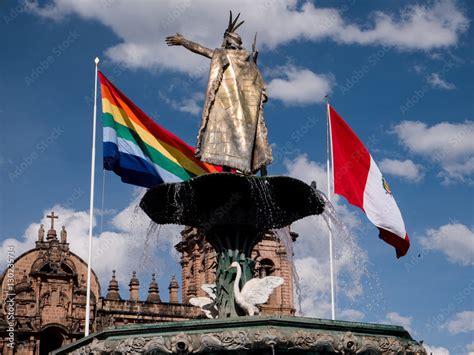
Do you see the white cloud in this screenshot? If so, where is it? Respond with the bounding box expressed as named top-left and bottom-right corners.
top-left (383, 311), bottom-right (412, 332)
top-left (379, 158), bottom-right (424, 182)
top-left (26, 0), bottom-right (469, 73)
top-left (413, 64), bottom-right (425, 74)
top-left (423, 344), bottom-right (450, 355)
top-left (427, 73), bottom-right (456, 90)
top-left (419, 223), bottom-right (474, 266)
top-left (394, 120), bottom-right (474, 183)
top-left (267, 65), bottom-right (332, 105)
top-left (179, 93), bottom-right (204, 115)
top-left (284, 155), bottom-right (370, 319)
top-left (467, 342), bottom-right (474, 353)
top-left (331, 0), bottom-right (468, 50)
top-left (442, 311), bottom-right (474, 334)
top-left (160, 91), bottom-right (204, 116)
top-left (0, 192), bottom-right (183, 296)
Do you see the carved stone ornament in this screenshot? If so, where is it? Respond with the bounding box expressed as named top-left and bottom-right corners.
top-left (67, 328), bottom-right (427, 354)
top-left (406, 340), bottom-right (428, 353)
top-left (359, 336), bottom-right (403, 353)
top-left (289, 330), bottom-right (337, 352)
top-left (170, 332), bottom-right (194, 353)
top-left (337, 331), bottom-right (359, 353)
top-left (44, 242), bottom-right (67, 272)
top-left (115, 337), bottom-right (148, 352)
top-left (70, 338), bottom-right (114, 355)
top-left (197, 330), bottom-right (250, 352)
top-left (142, 336), bottom-right (172, 353)
top-left (254, 327), bottom-right (287, 347)
top-left (89, 338), bottom-right (114, 353)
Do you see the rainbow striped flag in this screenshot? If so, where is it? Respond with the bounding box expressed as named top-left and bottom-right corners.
top-left (99, 71), bottom-right (220, 188)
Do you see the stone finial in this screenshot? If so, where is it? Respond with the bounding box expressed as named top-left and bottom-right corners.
top-left (38, 224), bottom-right (45, 242)
top-left (146, 273), bottom-right (160, 303)
top-left (168, 275), bottom-right (179, 303)
top-left (46, 212), bottom-right (59, 241)
top-left (105, 270), bottom-right (121, 300)
top-left (60, 226), bottom-right (67, 243)
top-left (129, 271), bottom-right (140, 301)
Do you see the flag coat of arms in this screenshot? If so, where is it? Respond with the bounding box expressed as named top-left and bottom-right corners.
top-left (329, 105), bottom-right (410, 257)
top-left (98, 72), bottom-right (220, 188)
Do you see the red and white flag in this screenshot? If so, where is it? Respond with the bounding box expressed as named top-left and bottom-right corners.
top-left (328, 105), bottom-right (410, 258)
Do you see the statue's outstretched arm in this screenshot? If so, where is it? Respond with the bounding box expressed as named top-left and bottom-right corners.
top-left (166, 33), bottom-right (213, 59)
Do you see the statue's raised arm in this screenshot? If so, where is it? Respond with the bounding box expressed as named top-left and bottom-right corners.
top-left (165, 11), bottom-right (272, 175)
top-left (165, 33), bottom-right (214, 59)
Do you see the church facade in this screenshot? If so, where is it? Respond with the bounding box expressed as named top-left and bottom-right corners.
top-left (0, 212), bottom-right (295, 354)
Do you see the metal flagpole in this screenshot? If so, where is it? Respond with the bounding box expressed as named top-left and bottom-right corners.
top-left (325, 95), bottom-right (336, 321)
top-left (85, 57), bottom-right (100, 336)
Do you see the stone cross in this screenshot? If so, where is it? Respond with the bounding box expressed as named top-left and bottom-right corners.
top-left (47, 212), bottom-right (59, 230)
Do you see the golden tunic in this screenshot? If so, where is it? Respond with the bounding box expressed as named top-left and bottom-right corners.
top-left (196, 48), bottom-right (272, 173)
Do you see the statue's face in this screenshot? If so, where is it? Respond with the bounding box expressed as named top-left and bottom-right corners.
top-left (225, 42), bottom-right (239, 50)
top-left (224, 34), bottom-right (242, 50)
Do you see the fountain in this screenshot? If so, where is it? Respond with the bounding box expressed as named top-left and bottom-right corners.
top-left (53, 11), bottom-right (426, 354)
top-left (140, 173), bottom-right (325, 318)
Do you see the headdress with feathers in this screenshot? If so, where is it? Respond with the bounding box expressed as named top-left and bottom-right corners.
top-left (223, 11), bottom-right (244, 48)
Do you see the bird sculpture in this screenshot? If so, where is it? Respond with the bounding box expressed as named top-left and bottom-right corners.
top-left (188, 284), bottom-right (218, 319)
top-left (228, 261), bottom-right (284, 316)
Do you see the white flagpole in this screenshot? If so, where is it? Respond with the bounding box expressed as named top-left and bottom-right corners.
top-left (325, 96), bottom-right (336, 321)
top-left (85, 57), bottom-right (100, 336)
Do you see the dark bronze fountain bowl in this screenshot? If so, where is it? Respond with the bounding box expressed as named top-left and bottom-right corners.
top-left (140, 172), bottom-right (325, 233)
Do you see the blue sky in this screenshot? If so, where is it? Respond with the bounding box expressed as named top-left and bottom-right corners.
top-left (1, 1), bottom-right (473, 353)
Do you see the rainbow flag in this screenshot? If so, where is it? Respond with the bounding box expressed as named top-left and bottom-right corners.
top-left (99, 72), bottom-right (220, 188)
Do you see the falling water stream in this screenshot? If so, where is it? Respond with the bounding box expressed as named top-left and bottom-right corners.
top-left (171, 183), bottom-right (185, 221)
top-left (126, 200), bottom-right (164, 273)
top-left (140, 221), bottom-right (162, 270)
top-left (273, 191), bottom-right (386, 319)
top-left (249, 178), bottom-right (276, 222)
top-left (319, 192), bottom-right (386, 317)
top-left (128, 204), bottom-right (144, 264)
top-left (272, 226), bottom-right (303, 315)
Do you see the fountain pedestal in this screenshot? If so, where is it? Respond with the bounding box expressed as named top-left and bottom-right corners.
top-left (53, 316), bottom-right (427, 354)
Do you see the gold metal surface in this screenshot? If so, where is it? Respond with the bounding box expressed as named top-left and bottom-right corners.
top-left (197, 49), bottom-right (272, 173)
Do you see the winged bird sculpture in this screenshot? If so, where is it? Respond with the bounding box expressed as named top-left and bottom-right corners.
top-left (189, 284), bottom-right (218, 319)
top-left (228, 261), bottom-right (284, 316)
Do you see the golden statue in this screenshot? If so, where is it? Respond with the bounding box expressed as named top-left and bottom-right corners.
top-left (166, 12), bottom-right (272, 174)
